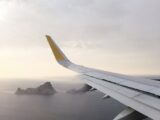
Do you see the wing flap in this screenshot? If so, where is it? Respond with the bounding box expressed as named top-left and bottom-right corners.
top-left (81, 75), bottom-right (160, 120)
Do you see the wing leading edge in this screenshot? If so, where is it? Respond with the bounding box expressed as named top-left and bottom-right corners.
top-left (46, 35), bottom-right (160, 120)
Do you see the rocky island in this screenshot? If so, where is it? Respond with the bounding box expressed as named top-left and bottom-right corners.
top-left (16, 82), bottom-right (56, 95)
top-left (67, 84), bottom-right (92, 94)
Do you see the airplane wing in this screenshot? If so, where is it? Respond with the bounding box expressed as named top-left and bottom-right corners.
top-left (46, 35), bottom-right (160, 120)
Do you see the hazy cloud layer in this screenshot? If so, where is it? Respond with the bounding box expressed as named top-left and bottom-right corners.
top-left (0, 0), bottom-right (159, 54)
top-left (0, 0), bottom-right (160, 77)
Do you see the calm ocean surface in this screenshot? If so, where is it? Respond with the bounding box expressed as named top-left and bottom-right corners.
top-left (0, 77), bottom-right (127, 120)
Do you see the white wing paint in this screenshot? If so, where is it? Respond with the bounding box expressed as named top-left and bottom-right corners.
top-left (46, 35), bottom-right (160, 120)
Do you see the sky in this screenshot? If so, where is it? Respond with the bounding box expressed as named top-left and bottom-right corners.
top-left (0, 0), bottom-right (160, 79)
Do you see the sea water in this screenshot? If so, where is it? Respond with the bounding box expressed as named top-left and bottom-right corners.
top-left (0, 77), bottom-right (127, 120)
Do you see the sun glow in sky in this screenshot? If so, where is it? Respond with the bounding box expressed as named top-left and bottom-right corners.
top-left (0, 0), bottom-right (160, 79)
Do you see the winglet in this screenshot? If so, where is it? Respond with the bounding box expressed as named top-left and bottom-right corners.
top-left (46, 35), bottom-right (69, 62)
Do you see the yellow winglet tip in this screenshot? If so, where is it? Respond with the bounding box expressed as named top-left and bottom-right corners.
top-left (46, 35), bottom-right (66, 62)
top-left (46, 35), bottom-right (52, 42)
top-left (46, 35), bottom-right (50, 38)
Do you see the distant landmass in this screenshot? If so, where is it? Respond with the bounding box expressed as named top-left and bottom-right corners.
top-left (67, 84), bottom-right (92, 94)
top-left (15, 82), bottom-right (56, 95)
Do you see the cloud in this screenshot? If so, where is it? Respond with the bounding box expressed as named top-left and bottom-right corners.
top-left (0, 0), bottom-right (160, 54)
top-left (0, 0), bottom-right (126, 48)
top-left (0, 0), bottom-right (160, 77)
